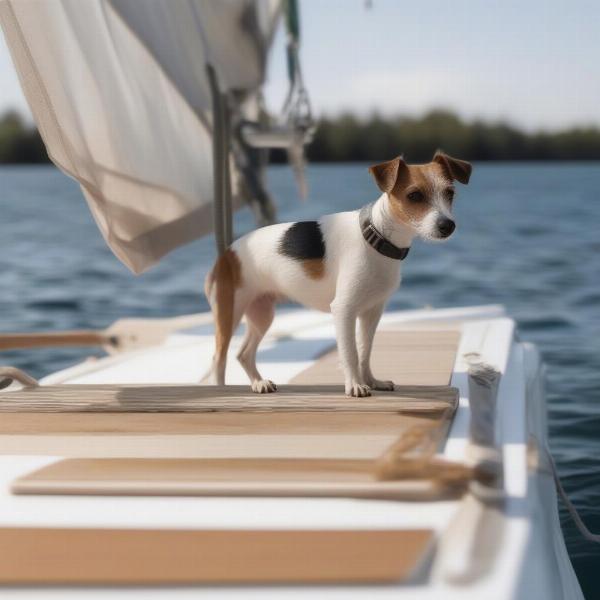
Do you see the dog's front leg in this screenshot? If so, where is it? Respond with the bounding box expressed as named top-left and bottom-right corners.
top-left (331, 299), bottom-right (371, 397)
top-left (358, 302), bottom-right (394, 391)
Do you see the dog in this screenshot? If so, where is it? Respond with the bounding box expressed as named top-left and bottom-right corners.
top-left (205, 151), bottom-right (472, 397)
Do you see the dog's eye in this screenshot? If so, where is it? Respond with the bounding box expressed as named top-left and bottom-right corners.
top-left (445, 188), bottom-right (455, 202)
top-left (406, 190), bottom-right (424, 203)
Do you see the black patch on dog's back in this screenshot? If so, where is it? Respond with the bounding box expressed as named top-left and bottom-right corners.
top-left (278, 221), bottom-right (325, 261)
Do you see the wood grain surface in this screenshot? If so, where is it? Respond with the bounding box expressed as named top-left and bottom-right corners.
top-left (0, 527), bottom-right (433, 584)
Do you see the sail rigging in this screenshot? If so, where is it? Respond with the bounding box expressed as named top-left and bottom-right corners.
top-left (0, 0), bottom-right (284, 273)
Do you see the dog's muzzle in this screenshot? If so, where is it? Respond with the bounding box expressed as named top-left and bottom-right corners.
top-left (436, 218), bottom-right (456, 238)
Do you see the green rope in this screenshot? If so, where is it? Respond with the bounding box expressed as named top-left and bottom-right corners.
top-left (285, 0), bottom-right (300, 41)
top-left (284, 0), bottom-right (300, 82)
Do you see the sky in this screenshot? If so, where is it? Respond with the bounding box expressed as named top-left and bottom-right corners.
top-left (2, 0), bottom-right (600, 131)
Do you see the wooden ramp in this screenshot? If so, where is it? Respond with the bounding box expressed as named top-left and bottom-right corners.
top-left (0, 383), bottom-right (457, 414)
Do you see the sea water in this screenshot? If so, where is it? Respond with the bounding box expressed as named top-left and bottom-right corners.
top-left (1, 163), bottom-right (599, 595)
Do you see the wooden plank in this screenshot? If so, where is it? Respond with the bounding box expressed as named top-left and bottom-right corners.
top-left (0, 384), bottom-right (456, 413)
top-left (11, 457), bottom-right (466, 500)
top-left (291, 330), bottom-right (460, 386)
top-left (0, 433), bottom-right (422, 459)
top-left (0, 528), bottom-right (433, 584)
top-left (0, 410), bottom-right (444, 435)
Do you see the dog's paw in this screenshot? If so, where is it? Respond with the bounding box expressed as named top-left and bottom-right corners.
top-left (251, 379), bottom-right (277, 394)
top-left (345, 383), bottom-right (372, 398)
top-left (369, 379), bottom-right (395, 391)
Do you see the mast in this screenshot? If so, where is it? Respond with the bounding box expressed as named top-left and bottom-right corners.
top-left (206, 64), bottom-right (233, 255)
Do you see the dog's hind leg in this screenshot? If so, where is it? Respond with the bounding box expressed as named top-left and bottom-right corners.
top-left (237, 295), bottom-right (276, 393)
top-left (205, 250), bottom-right (245, 385)
top-left (212, 296), bottom-right (246, 385)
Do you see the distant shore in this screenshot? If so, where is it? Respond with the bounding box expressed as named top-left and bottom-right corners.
top-left (3, 108), bottom-right (600, 164)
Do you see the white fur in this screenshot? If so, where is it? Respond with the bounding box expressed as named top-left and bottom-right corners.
top-left (211, 187), bottom-right (454, 397)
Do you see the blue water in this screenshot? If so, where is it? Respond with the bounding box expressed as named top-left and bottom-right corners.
top-left (1, 163), bottom-right (599, 595)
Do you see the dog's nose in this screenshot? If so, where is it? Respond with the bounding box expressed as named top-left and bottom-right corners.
top-left (437, 218), bottom-right (455, 238)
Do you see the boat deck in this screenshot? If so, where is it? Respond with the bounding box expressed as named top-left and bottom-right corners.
top-left (0, 305), bottom-right (582, 598)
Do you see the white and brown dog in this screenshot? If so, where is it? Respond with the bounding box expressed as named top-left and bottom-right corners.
top-left (205, 151), bottom-right (472, 397)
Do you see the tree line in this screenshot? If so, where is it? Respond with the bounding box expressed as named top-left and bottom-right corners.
top-left (284, 110), bottom-right (600, 163)
top-left (3, 108), bottom-right (600, 164)
top-left (0, 111), bottom-right (47, 163)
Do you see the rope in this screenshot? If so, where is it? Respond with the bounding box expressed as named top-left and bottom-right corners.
top-left (282, 0), bottom-right (314, 137)
top-left (284, 0), bottom-right (300, 82)
top-left (465, 354), bottom-right (599, 542)
top-left (544, 445), bottom-right (600, 543)
top-left (0, 367), bottom-right (39, 389)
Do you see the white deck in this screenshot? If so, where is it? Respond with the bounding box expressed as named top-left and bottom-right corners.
top-left (0, 305), bottom-right (583, 599)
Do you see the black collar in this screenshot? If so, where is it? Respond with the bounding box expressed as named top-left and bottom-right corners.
top-left (359, 203), bottom-right (410, 260)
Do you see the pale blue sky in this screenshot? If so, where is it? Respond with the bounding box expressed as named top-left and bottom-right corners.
top-left (2, 0), bottom-right (600, 131)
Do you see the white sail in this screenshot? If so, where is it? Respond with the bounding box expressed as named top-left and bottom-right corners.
top-left (0, 0), bottom-right (280, 273)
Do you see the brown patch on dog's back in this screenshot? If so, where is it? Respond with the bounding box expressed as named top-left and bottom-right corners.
top-left (302, 258), bottom-right (325, 279)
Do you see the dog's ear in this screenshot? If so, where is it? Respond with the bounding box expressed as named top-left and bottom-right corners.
top-left (369, 156), bottom-right (406, 194)
top-left (433, 151), bottom-right (472, 185)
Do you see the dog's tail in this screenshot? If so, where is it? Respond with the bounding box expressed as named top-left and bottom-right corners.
top-left (204, 249), bottom-right (241, 385)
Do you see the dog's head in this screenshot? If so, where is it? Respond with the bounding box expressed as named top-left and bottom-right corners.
top-left (369, 151), bottom-right (472, 241)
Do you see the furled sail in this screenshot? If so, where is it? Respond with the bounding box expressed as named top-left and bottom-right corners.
top-left (0, 0), bottom-right (280, 273)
